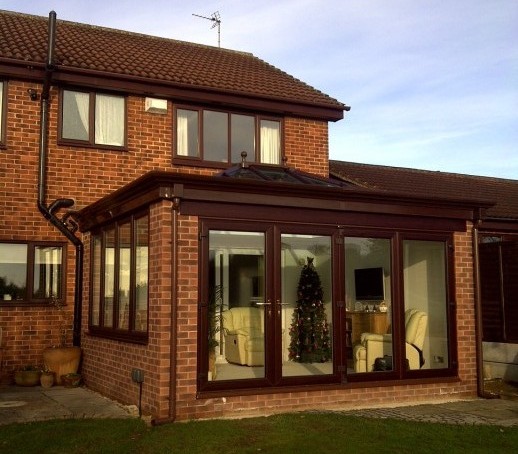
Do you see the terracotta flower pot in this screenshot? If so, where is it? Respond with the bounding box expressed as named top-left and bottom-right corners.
top-left (43, 347), bottom-right (81, 385)
top-left (40, 371), bottom-right (55, 388)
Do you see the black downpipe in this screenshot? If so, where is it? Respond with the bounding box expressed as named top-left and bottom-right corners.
top-left (37, 11), bottom-right (83, 347)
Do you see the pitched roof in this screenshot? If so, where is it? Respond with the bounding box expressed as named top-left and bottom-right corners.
top-left (0, 10), bottom-right (347, 120)
top-left (330, 160), bottom-right (518, 221)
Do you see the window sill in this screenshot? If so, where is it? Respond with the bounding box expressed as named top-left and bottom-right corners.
top-left (87, 328), bottom-right (148, 345)
top-left (58, 140), bottom-right (128, 152)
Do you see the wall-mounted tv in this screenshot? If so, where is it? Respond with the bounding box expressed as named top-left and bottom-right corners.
top-left (354, 267), bottom-right (385, 301)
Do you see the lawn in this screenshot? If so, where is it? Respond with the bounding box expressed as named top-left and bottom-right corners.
top-left (1, 413), bottom-right (517, 454)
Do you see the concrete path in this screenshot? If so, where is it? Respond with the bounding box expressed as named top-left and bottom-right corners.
top-left (0, 385), bottom-right (136, 425)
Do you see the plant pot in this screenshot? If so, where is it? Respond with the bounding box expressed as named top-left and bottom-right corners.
top-left (43, 346), bottom-right (81, 385)
top-left (40, 371), bottom-right (55, 388)
top-left (14, 370), bottom-right (41, 387)
top-left (61, 373), bottom-right (81, 388)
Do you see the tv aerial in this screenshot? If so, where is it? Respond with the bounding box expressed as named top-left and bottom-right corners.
top-left (192, 11), bottom-right (221, 47)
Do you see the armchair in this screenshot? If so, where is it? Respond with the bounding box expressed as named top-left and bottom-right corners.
top-left (222, 307), bottom-right (265, 366)
top-left (353, 309), bottom-right (427, 373)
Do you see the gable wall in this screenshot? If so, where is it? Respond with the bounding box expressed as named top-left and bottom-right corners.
top-left (0, 78), bottom-right (330, 374)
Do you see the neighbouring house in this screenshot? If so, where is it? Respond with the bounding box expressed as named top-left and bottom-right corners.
top-left (0, 10), bottom-right (516, 422)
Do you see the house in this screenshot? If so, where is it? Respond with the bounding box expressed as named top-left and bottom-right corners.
top-left (0, 10), bottom-right (513, 422)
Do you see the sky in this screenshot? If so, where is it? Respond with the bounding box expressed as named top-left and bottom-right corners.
top-left (2, 0), bottom-right (517, 179)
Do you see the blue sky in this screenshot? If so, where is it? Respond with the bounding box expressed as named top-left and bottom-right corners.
top-left (2, 0), bottom-right (517, 179)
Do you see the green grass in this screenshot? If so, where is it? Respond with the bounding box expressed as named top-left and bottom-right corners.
top-left (1, 413), bottom-right (517, 454)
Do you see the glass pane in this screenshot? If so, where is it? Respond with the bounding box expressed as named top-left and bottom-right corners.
top-left (231, 114), bottom-right (255, 163)
top-left (403, 240), bottom-right (448, 370)
top-left (176, 109), bottom-right (199, 157)
top-left (260, 119), bottom-right (281, 164)
top-left (104, 229), bottom-right (115, 327)
top-left (118, 222), bottom-right (131, 330)
top-left (91, 235), bottom-right (101, 326)
top-left (95, 94), bottom-right (125, 146)
top-left (33, 246), bottom-right (62, 299)
top-left (282, 234), bottom-right (333, 377)
top-left (0, 243), bottom-right (27, 301)
top-left (135, 216), bottom-right (149, 332)
top-left (208, 230), bottom-right (265, 381)
top-left (62, 90), bottom-right (89, 141)
top-left (203, 110), bottom-right (228, 162)
top-left (345, 237), bottom-right (392, 374)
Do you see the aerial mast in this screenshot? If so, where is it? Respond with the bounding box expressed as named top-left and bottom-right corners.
top-left (192, 11), bottom-right (221, 47)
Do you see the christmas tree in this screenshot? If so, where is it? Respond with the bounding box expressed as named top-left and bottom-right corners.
top-left (288, 257), bottom-right (331, 363)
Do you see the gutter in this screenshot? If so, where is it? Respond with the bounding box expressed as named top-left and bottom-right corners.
top-left (37, 11), bottom-right (84, 346)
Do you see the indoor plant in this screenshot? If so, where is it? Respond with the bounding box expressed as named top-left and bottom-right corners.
top-left (42, 298), bottom-right (81, 385)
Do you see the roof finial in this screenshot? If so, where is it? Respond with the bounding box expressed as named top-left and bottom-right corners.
top-left (240, 151), bottom-right (248, 168)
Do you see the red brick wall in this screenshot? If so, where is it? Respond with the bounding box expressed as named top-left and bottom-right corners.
top-left (284, 118), bottom-right (329, 177)
top-left (81, 202), bottom-right (175, 417)
top-left (0, 79), bottom-right (330, 375)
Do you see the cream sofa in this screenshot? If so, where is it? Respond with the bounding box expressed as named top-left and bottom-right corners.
top-left (222, 307), bottom-right (265, 366)
top-left (353, 309), bottom-right (427, 373)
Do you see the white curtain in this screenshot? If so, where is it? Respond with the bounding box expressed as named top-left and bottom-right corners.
top-left (177, 114), bottom-right (188, 156)
top-left (95, 94), bottom-right (124, 146)
top-left (63, 90), bottom-right (89, 141)
top-left (260, 120), bottom-right (281, 164)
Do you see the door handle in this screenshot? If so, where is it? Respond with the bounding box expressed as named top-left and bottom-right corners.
top-left (276, 300), bottom-right (290, 316)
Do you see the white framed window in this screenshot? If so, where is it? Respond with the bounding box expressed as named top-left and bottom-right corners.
top-left (60, 89), bottom-right (126, 147)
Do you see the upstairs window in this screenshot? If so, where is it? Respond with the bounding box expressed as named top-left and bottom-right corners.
top-left (60, 89), bottom-right (126, 148)
top-left (0, 80), bottom-right (5, 147)
top-left (0, 242), bottom-right (65, 305)
top-left (175, 107), bottom-right (281, 165)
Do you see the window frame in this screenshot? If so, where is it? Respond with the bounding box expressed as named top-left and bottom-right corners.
top-left (173, 105), bottom-right (283, 167)
top-left (88, 211), bottom-right (149, 344)
top-left (198, 220), bottom-right (458, 395)
top-left (0, 241), bottom-right (67, 306)
top-left (58, 88), bottom-right (127, 150)
top-left (0, 80), bottom-right (6, 148)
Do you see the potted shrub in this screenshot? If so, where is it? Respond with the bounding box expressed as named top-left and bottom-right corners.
top-left (42, 298), bottom-right (81, 385)
top-left (61, 372), bottom-right (81, 388)
top-left (40, 365), bottom-right (55, 388)
top-left (14, 365), bottom-right (41, 387)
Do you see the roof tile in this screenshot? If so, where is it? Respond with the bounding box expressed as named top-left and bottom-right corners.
top-left (330, 161), bottom-right (518, 220)
top-left (0, 10), bottom-right (346, 112)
